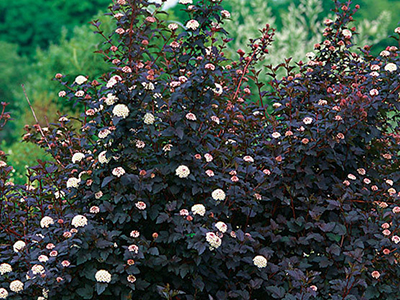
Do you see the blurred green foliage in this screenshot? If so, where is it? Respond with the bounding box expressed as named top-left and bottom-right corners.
top-left (0, 0), bottom-right (110, 55)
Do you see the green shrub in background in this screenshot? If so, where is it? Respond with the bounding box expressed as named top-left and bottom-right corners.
top-left (0, 0), bottom-right (111, 55)
top-left (222, 0), bottom-right (391, 75)
top-left (1, 141), bottom-right (49, 185)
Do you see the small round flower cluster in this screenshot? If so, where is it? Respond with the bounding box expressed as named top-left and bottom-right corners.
top-left (112, 167), bottom-right (126, 177)
top-left (253, 255), bottom-right (267, 268)
top-left (95, 270), bottom-right (112, 283)
top-left (0, 288), bottom-right (8, 299)
top-left (175, 165), bottom-right (190, 178)
top-left (105, 93), bottom-right (117, 105)
top-left (74, 75), bottom-right (87, 85)
top-left (40, 216), bottom-right (54, 228)
top-left (0, 263), bottom-right (12, 275)
top-left (71, 215), bottom-right (88, 228)
top-left (205, 232), bottom-right (222, 249)
top-left (98, 151), bottom-right (111, 164)
top-left (72, 152), bottom-right (85, 163)
top-left (143, 112), bottom-right (155, 125)
top-left (13, 240), bottom-right (26, 253)
top-left (113, 104), bottom-right (130, 118)
top-left (215, 221), bottom-right (227, 233)
top-left (191, 204), bottom-right (206, 216)
top-left (211, 189), bottom-right (226, 201)
top-left (186, 20), bottom-right (199, 30)
top-left (31, 264), bottom-right (45, 275)
top-left (67, 177), bottom-right (81, 188)
top-left (9, 280), bottom-right (24, 293)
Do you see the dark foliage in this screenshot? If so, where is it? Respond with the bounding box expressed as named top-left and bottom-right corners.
top-left (0, 0), bottom-right (400, 299)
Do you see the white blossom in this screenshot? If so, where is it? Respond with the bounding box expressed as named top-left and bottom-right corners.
top-left (0, 288), bottom-right (8, 299)
top-left (95, 270), bottom-right (112, 283)
top-left (175, 165), bottom-right (190, 178)
top-left (9, 280), bottom-right (23, 293)
top-left (212, 189), bottom-right (226, 201)
top-left (72, 152), bottom-right (85, 163)
top-left (215, 221), bottom-right (227, 233)
top-left (206, 232), bottom-right (222, 249)
top-left (0, 263), bottom-right (12, 275)
top-left (71, 215), bottom-right (88, 228)
top-left (143, 113), bottom-right (155, 125)
top-left (13, 240), bottom-right (26, 253)
top-left (40, 216), bottom-right (54, 228)
top-left (191, 204), bottom-right (206, 216)
top-left (74, 75), bottom-right (87, 85)
top-left (186, 20), bottom-right (199, 30)
top-left (253, 255), bottom-right (267, 268)
top-left (113, 104), bottom-right (130, 118)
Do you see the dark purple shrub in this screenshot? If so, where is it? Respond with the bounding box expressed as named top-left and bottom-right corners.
top-left (0, 0), bottom-right (400, 299)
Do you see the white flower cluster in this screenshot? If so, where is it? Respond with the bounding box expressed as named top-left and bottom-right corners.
top-left (205, 232), bottom-right (222, 249)
top-left (175, 165), bottom-right (190, 178)
top-left (98, 151), bottom-right (111, 164)
top-left (67, 177), bottom-right (81, 188)
top-left (95, 270), bottom-right (112, 283)
top-left (40, 216), bottom-right (54, 228)
top-left (106, 75), bottom-right (122, 88)
top-left (98, 129), bottom-right (111, 139)
top-left (31, 264), bottom-right (45, 275)
top-left (71, 215), bottom-right (88, 228)
top-left (253, 255), bottom-right (267, 268)
top-left (72, 152), bottom-right (85, 163)
top-left (9, 280), bottom-right (23, 293)
top-left (385, 63), bottom-right (397, 72)
top-left (113, 104), bottom-right (130, 118)
top-left (0, 288), bottom-right (8, 299)
top-left (74, 75), bottom-right (87, 85)
top-left (112, 167), bottom-right (126, 177)
top-left (0, 263), bottom-right (12, 275)
top-left (105, 93), bottom-right (117, 105)
top-left (186, 20), bottom-right (199, 30)
top-left (143, 113), bottom-right (155, 125)
top-left (13, 240), bottom-right (26, 253)
top-left (191, 204), bottom-right (206, 216)
top-left (211, 189), bottom-right (226, 201)
top-left (215, 221), bottom-right (227, 233)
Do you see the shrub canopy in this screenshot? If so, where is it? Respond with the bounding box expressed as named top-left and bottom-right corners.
top-left (0, 0), bottom-right (400, 299)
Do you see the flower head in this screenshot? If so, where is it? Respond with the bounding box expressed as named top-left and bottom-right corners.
top-left (112, 167), bottom-right (126, 177)
top-left (342, 29), bottom-right (352, 38)
top-left (95, 270), bottom-right (112, 283)
top-left (13, 240), bottom-right (26, 253)
top-left (215, 221), bottom-right (227, 233)
top-left (212, 189), bottom-right (226, 201)
top-left (72, 152), bottom-right (85, 163)
top-left (9, 280), bottom-right (23, 293)
top-left (186, 113), bottom-right (197, 121)
top-left (253, 255), bottom-right (267, 268)
top-left (0, 288), bottom-right (8, 299)
top-left (71, 215), bottom-right (88, 228)
top-left (186, 20), bottom-right (199, 30)
top-left (40, 216), bottom-right (54, 228)
top-left (113, 104), bottom-right (129, 118)
top-left (0, 263), bottom-right (12, 275)
top-left (385, 63), bottom-right (397, 72)
top-left (143, 113), bottom-right (155, 125)
top-left (74, 75), bottom-right (87, 85)
top-left (206, 232), bottom-right (222, 249)
top-left (191, 204), bottom-right (206, 216)
top-left (371, 271), bottom-right (380, 279)
top-left (175, 165), bottom-right (190, 178)
top-left (67, 177), bottom-right (80, 188)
